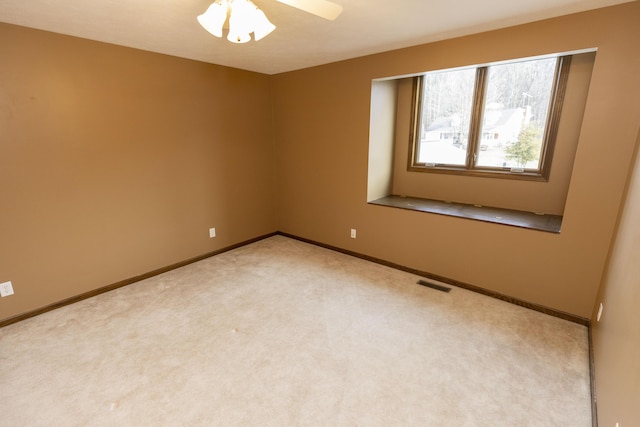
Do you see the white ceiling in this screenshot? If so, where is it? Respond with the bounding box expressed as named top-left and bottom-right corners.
top-left (0, 0), bottom-right (633, 75)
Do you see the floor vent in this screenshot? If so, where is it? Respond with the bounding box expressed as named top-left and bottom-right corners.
top-left (417, 279), bottom-right (452, 293)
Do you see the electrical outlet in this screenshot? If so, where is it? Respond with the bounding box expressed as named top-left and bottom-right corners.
top-left (597, 303), bottom-right (603, 322)
top-left (350, 228), bottom-right (357, 239)
top-left (0, 281), bottom-right (14, 297)
top-left (209, 228), bottom-right (216, 238)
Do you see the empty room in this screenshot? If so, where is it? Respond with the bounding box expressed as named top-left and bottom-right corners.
top-left (1, 0), bottom-right (639, 425)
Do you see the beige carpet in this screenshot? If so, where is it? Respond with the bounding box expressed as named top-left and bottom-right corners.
top-left (0, 235), bottom-right (591, 426)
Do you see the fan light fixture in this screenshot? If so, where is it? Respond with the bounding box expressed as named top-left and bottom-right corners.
top-left (198, 0), bottom-right (276, 43)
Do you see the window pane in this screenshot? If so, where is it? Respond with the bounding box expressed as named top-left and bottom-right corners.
top-left (476, 58), bottom-right (556, 170)
top-left (416, 68), bottom-right (476, 166)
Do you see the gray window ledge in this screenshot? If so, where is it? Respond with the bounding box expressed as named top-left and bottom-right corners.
top-left (369, 195), bottom-right (562, 233)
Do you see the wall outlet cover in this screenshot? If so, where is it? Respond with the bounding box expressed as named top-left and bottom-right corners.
top-left (0, 281), bottom-right (14, 297)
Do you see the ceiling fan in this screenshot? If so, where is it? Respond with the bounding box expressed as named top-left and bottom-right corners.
top-left (198, 0), bottom-right (343, 43)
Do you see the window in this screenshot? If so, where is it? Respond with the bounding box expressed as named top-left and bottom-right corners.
top-left (409, 55), bottom-right (570, 180)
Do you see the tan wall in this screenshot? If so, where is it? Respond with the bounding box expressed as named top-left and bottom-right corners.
top-left (0, 24), bottom-right (277, 321)
top-left (272, 2), bottom-right (640, 318)
top-left (591, 128), bottom-right (640, 426)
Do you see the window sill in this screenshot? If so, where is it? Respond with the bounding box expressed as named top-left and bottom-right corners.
top-left (369, 195), bottom-right (562, 233)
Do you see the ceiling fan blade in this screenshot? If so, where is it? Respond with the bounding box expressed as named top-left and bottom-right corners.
top-left (276, 0), bottom-right (343, 21)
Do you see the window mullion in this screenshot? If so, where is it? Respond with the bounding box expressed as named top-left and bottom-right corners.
top-left (466, 67), bottom-right (487, 170)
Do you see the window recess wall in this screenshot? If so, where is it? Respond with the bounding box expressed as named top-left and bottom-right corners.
top-left (368, 51), bottom-right (596, 222)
